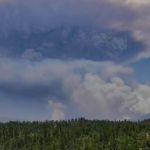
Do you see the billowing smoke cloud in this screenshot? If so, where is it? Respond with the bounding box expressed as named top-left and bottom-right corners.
top-left (0, 0), bottom-right (149, 61)
top-left (0, 0), bottom-right (149, 122)
top-left (22, 49), bottom-right (42, 61)
top-left (63, 73), bottom-right (150, 120)
top-left (0, 58), bottom-right (133, 85)
top-left (0, 58), bottom-right (149, 121)
top-left (111, 0), bottom-right (150, 62)
top-left (0, 0), bottom-right (134, 35)
top-left (48, 100), bottom-right (66, 120)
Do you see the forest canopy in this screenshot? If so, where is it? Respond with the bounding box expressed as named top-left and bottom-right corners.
top-left (0, 118), bottom-right (150, 150)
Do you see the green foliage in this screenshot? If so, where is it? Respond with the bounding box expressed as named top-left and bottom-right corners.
top-left (0, 118), bottom-right (150, 150)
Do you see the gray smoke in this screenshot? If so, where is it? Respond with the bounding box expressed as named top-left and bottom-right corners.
top-left (0, 58), bottom-right (149, 121)
top-left (0, 0), bottom-right (149, 61)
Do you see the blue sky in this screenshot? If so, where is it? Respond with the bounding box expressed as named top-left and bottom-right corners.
top-left (129, 58), bottom-right (150, 84)
top-left (0, 0), bottom-right (150, 122)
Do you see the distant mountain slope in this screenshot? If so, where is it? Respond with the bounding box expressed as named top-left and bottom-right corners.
top-left (0, 117), bottom-right (26, 123)
top-left (132, 113), bottom-right (150, 122)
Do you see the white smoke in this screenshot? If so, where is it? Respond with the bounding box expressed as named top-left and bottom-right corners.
top-left (63, 73), bottom-right (150, 120)
top-left (0, 58), bottom-right (149, 120)
top-left (48, 100), bottom-right (66, 120)
top-left (22, 49), bottom-right (42, 61)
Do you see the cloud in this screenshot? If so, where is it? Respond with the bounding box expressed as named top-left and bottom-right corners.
top-left (110, 0), bottom-right (150, 62)
top-left (0, 0), bottom-right (149, 61)
top-left (63, 73), bottom-right (150, 120)
top-left (123, 85), bottom-right (150, 114)
top-left (0, 0), bottom-right (150, 121)
top-left (0, 58), bottom-right (132, 85)
top-left (22, 49), bottom-right (42, 61)
top-left (0, 58), bottom-right (135, 120)
top-left (101, 62), bottom-right (133, 80)
top-left (0, 58), bottom-right (149, 121)
top-left (125, 0), bottom-right (150, 7)
top-left (0, 0), bottom-right (135, 35)
top-left (124, 51), bottom-right (150, 64)
top-left (48, 100), bottom-right (66, 120)
top-left (63, 73), bottom-right (133, 120)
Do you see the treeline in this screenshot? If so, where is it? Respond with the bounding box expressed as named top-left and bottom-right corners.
top-left (0, 117), bottom-right (150, 150)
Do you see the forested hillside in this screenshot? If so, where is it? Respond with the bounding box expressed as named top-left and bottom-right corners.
top-left (1, 118), bottom-right (150, 150)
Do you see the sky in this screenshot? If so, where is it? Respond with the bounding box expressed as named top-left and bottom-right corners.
top-left (0, 0), bottom-right (150, 122)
